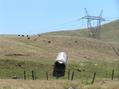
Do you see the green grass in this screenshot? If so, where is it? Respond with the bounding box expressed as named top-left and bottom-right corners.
top-left (0, 59), bottom-right (118, 83)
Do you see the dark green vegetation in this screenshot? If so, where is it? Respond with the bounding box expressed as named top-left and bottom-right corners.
top-left (0, 20), bottom-right (119, 82)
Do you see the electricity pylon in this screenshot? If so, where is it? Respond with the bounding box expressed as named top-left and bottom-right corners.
top-left (81, 8), bottom-right (105, 39)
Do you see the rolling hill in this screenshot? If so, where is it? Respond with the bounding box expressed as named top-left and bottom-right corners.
top-left (0, 19), bottom-right (119, 85)
top-left (42, 20), bottom-right (119, 43)
top-left (0, 20), bottom-right (119, 64)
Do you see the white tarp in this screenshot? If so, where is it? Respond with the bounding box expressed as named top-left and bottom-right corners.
top-left (55, 52), bottom-right (68, 64)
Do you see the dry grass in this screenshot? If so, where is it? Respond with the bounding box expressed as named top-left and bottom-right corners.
top-left (0, 35), bottom-right (118, 63)
top-left (0, 79), bottom-right (81, 89)
top-left (0, 79), bottom-right (118, 89)
top-left (83, 80), bottom-right (119, 89)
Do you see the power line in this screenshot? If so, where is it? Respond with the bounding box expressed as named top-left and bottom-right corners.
top-left (39, 14), bottom-right (119, 34)
top-left (41, 18), bottom-right (82, 32)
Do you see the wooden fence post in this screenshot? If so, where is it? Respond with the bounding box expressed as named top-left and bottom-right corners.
top-left (111, 69), bottom-right (114, 80)
top-left (32, 70), bottom-right (35, 80)
top-left (71, 71), bottom-right (74, 80)
top-left (24, 70), bottom-right (26, 80)
top-left (46, 71), bottom-right (48, 80)
top-left (105, 71), bottom-right (107, 80)
top-left (68, 69), bottom-right (70, 80)
top-left (91, 72), bottom-right (96, 84)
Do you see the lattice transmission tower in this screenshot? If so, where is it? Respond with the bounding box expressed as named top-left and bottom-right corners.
top-left (81, 8), bottom-right (106, 39)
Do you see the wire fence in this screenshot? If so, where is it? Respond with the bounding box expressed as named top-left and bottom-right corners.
top-left (0, 68), bottom-right (118, 84)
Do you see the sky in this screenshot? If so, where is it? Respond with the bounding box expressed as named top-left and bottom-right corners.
top-left (0, 0), bottom-right (119, 35)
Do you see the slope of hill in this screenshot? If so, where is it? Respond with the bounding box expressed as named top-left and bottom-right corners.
top-left (0, 20), bottom-right (119, 81)
top-left (0, 20), bottom-right (119, 64)
top-left (101, 20), bottom-right (119, 43)
top-left (0, 34), bottom-right (118, 64)
top-left (42, 20), bottom-right (119, 43)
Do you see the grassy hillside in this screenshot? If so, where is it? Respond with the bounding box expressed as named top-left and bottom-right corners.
top-left (0, 20), bottom-right (119, 63)
top-left (0, 20), bottom-right (119, 85)
top-left (42, 20), bottom-right (119, 43)
top-left (101, 20), bottom-right (119, 43)
top-left (0, 35), bottom-right (118, 63)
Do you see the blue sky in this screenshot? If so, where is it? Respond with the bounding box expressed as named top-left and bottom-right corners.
top-left (0, 0), bottom-right (119, 35)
